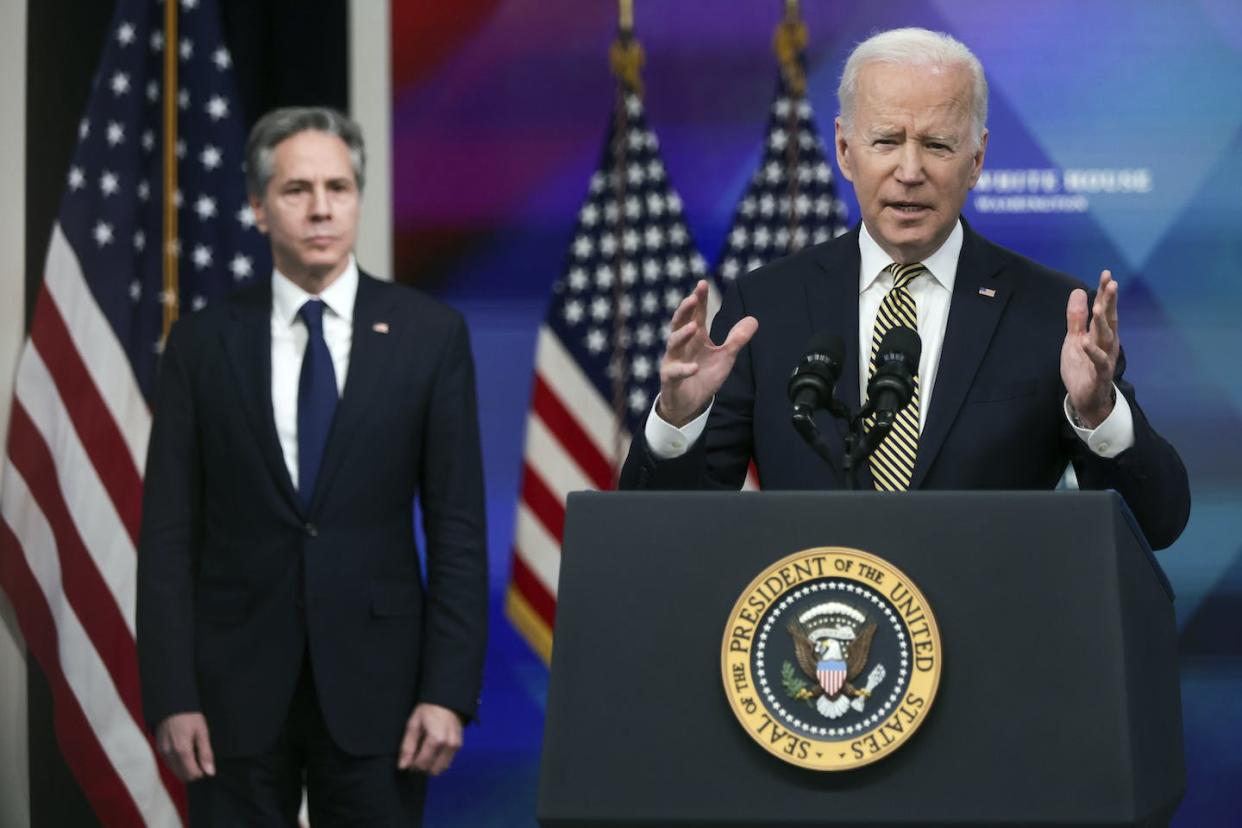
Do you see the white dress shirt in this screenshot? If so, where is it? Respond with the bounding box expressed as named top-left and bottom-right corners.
top-left (645, 221), bottom-right (1134, 461)
top-left (271, 257), bottom-right (358, 489)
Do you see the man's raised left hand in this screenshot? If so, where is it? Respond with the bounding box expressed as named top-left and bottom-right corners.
top-left (1062, 269), bottom-right (1120, 428)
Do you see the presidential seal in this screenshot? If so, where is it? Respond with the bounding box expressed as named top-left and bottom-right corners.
top-left (721, 547), bottom-right (941, 771)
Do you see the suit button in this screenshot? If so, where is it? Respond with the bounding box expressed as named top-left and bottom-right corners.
top-left (305, 523), bottom-right (319, 537)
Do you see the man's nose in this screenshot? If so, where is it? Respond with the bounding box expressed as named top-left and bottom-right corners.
top-left (309, 185), bottom-right (331, 219)
top-left (894, 143), bottom-right (926, 184)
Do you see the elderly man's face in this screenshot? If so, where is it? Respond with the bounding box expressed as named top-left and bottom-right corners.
top-left (251, 129), bottom-right (360, 286)
top-left (835, 61), bottom-right (986, 264)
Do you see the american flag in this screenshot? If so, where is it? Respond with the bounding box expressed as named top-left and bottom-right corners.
top-left (711, 22), bottom-right (847, 492)
top-left (506, 72), bottom-right (709, 661)
top-left (0, 0), bottom-right (268, 823)
top-left (715, 45), bottom-right (848, 287)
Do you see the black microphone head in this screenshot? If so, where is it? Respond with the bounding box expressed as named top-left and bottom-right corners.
top-left (875, 326), bottom-right (921, 374)
top-left (787, 332), bottom-right (846, 409)
top-left (867, 326), bottom-right (921, 417)
top-left (803, 331), bottom-right (847, 366)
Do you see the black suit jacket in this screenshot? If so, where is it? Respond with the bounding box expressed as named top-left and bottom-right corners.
top-left (620, 223), bottom-right (1190, 550)
top-left (137, 272), bottom-right (487, 757)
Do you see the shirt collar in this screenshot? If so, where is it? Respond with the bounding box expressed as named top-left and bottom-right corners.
top-left (858, 220), bottom-right (962, 294)
top-left (271, 255), bottom-right (359, 326)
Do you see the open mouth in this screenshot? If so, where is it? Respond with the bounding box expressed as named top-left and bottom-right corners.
top-left (888, 202), bottom-right (930, 214)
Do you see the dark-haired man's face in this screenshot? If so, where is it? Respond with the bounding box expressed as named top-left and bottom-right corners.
top-left (250, 129), bottom-right (359, 289)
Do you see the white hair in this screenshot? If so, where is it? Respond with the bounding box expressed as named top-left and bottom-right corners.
top-left (838, 28), bottom-right (988, 149)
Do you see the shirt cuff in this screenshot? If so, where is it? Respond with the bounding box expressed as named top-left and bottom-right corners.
top-left (1063, 385), bottom-right (1134, 459)
top-left (644, 394), bottom-right (713, 459)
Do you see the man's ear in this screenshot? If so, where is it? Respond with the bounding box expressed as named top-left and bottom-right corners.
top-left (249, 195), bottom-right (268, 234)
top-left (834, 117), bottom-right (854, 183)
top-left (968, 128), bottom-right (989, 189)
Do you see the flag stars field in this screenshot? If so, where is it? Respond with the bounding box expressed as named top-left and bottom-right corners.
top-left (194, 195), bottom-right (216, 220)
top-left (206, 95), bottom-right (228, 120)
top-left (93, 221), bottom-right (113, 246)
top-left (99, 171), bottom-right (119, 197)
top-left (229, 253), bottom-right (253, 281)
top-left (191, 245), bottom-right (212, 270)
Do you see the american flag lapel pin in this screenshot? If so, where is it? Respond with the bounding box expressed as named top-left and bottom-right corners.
top-left (372, 322), bottom-right (390, 334)
top-left (978, 287), bottom-right (996, 298)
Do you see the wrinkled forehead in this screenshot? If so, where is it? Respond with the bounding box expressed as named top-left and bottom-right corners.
top-left (853, 61), bottom-right (975, 134)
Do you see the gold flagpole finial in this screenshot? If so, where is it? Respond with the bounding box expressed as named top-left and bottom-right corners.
top-left (610, 0), bottom-right (644, 94)
top-left (619, 0), bottom-right (634, 34)
top-left (774, 0), bottom-right (808, 97)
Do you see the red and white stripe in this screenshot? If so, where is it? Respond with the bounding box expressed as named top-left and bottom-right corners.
top-left (0, 223), bottom-right (187, 825)
top-left (508, 284), bottom-right (758, 659)
top-left (510, 327), bottom-right (627, 649)
top-left (818, 665), bottom-right (846, 697)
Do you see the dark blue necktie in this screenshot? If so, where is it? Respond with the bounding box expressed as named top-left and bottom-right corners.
top-left (297, 299), bottom-right (338, 509)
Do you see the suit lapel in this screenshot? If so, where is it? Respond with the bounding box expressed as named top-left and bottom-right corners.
top-left (910, 225), bottom-right (1012, 489)
top-left (805, 228), bottom-right (873, 488)
top-left (307, 273), bottom-right (394, 512)
top-left (221, 282), bottom-right (302, 514)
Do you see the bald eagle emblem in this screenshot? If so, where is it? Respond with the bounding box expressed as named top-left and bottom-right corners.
top-left (784, 601), bottom-right (887, 719)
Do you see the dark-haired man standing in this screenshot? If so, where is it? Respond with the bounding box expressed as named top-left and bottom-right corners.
top-left (138, 107), bottom-right (486, 825)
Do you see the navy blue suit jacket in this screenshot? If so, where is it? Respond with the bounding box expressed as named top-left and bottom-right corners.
top-left (620, 223), bottom-right (1189, 550)
top-left (137, 272), bottom-right (487, 757)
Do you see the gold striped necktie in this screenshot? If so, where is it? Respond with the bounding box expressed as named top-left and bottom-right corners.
top-left (868, 262), bottom-right (924, 491)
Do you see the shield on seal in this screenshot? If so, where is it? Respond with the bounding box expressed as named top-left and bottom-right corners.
top-left (817, 658), bottom-right (847, 696)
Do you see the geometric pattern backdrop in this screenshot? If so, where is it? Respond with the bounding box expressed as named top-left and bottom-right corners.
top-left (391, 2), bottom-right (1242, 824)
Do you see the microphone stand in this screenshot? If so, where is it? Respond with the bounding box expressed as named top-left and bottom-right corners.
top-left (792, 408), bottom-right (843, 486)
top-left (841, 404), bottom-right (894, 491)
top-left (792, 400), bottom-right (895, 491)
top-left (791, 398), bottom-right (852, 489)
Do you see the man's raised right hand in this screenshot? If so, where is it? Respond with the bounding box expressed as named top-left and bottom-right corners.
top-left (657, 279), bottom-right (758, 427)
top-left (156, 712), bottom-right (216, 781)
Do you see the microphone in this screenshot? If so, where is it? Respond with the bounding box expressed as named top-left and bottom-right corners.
top-left (787, 332), bottom-right (847, 416)
top-left (866, 327), bottom-right (921, 427)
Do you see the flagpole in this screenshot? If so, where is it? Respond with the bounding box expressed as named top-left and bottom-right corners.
top-left (775, 0), bottom-right (807, 252)
top-left (608, 0), bottom-right (639, 476)
top-left (162, 0), bottom-right (180, 340)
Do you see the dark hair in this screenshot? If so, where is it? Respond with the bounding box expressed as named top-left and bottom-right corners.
top-left (244, 106), bottom-right (365, 197)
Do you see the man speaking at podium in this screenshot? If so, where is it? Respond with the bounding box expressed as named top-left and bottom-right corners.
top-left (137, 108), bottom-right (487, 825)
top-left (619, 28), bottom-right (1189, 551)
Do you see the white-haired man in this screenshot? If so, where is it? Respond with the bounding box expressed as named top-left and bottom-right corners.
top-left (620, 28), bottom-right (1189, 550)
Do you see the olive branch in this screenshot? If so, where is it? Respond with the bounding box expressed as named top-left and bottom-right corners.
top-left (781, 661), bottom-right (817, 708)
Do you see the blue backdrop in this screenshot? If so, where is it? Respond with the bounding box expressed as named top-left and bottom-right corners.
top-left (389, 2), bottom-right (1242, 824)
